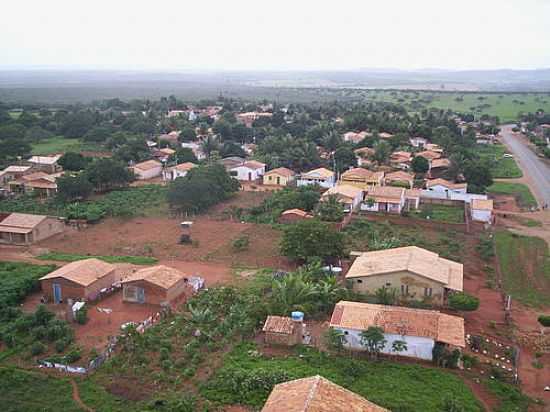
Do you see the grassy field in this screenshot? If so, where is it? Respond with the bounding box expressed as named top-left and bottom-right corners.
top-left (417, 204), bottom-right (465, 224)
top-left (495, 231), bottom-right (550, 307)
top-left (0, 261), bottom-right (55, 308)
top-left (475, 145), bottom-right (522, 178)
top-left (36, 252), bottom-right (158, 265)
top-left (488, 182), bottom-right (538, 209)
top-left (30, 137), bottom-right (103, 155)
top-left (367, 90), bottom-right (550, 122)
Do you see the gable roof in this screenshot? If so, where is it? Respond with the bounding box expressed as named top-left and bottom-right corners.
top-left (390, 151), bottom-right (412, 162)
top-left (132, 159), bottom-right (162, 171)
top-left (322, 184), bottom-right (363, 200)
top-left (262, 315), bottom-right (295, 335)
top-left (345, 246), bottom-right (463, 291)
top-left (416, 150), bottom-right (441, 161)
top-left (237, 160), bottom-right (266, 170)
top-left (385, 171), bottom-right (414, 182)
top-left (426, 178), bottom-right (467, 190)
top-left (330, 301), bottom-right (465, 347)
top-left (264, 167), bottom-right (296, 178)
top-left (262, 375), bottom-right (388, 412)
top-left (341, 168), bottom-right (384, 181)
top-left (27, 155), bottom-right (61, 165)
top-left (121, 265), bottom-right (188, 290)
top-left (0, 213), bottom-right (49, 233)
top-left (365, 186), bottom-right (405, 202)
top-left (301, 168), bottom-right (334, 179)
top-left (174, 162), bottom-right (196, 172)
top-left (430, 158), bottom-right (451, 169)
top-left (40, 258), bottom-right (115, 287)
top-left (281, 208), bottom-right (311, 218)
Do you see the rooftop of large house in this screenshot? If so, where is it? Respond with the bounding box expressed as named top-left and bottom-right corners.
top-left (430, 158), bottom-right (451, 169)
top-left (40, 258), bottom-right (115, 287)
top-left (122, 265), bottom-right (188, 290)
top-left (301, 168), bottom-right (334, 179)
top-left (365, 186), bottom-right (405, 202)
top-left (27, 154), bottom-right (62, 165)
top-left (345, 246), bottom-right (463, 291)
top-left (2, 165), bottom-right (32, 173)
top-left (322, 184), bottom-right (363, 200)
top-left (330, 301), bottom-right (465, 347)
top-left (341, 168), bottom-right (384, 181)
top-left (0, 212), bottom-right (50, 233)
top-left (262, 375), bottom-right (389, 412)
top-left (132, 159), bottom-right (162, 171)
top-left (385, 170), bottom-right (414, 182)
top-left (264, 167), bottom-right (296, 178)
top-left (426, 178), bottom-right (467, 190)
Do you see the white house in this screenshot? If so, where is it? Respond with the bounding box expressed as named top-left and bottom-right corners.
top-left (409, 137), bottom-right (428, 148)
top-left (230, 160), bottom-right (266, 181)
top-left (321, 184), bottom-right (363, 212)
top-left (329, 301), bottom-right (465, 361)
top-left (471, 199), bottom-right (493, 224)
top-left (130, 159), bottom-right (163, 180)
top-left (162, 162), bottom-right (196, 181)
top-left (425, 179), bottom-right (467, 195)
top-left (361, 186), bottom-right (405, 214)
top-left (181, 142), bottom-right (206, 160)
top-left (296, 168), bottom-right (336, 189)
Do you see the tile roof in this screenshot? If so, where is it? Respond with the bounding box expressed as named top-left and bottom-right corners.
top-left (174, 162), bottom-right (196, 172)
top-left (416, 151), bottom-right (441, 161)
top-left (341, 168), bottom-right (384, 181)
top-left (354, 147), bottom-right (375, 157)
top-left (472, 199), bottom-right (493, 211)
top-left (345, 246), bottom-right (463, 291)
top-left (0, 213), bottom-right (48, 230)
top-left (262, 375), bottom-right (388, 412)
top-left (301, 168), bottom-right (334, 179)
top-left (365, 186), bottom-right (405, 202)
top-left (122, 265), bottom-right (188, 290)
top-left (132, 159), bottom-right (162, 171)
top-left (390, 151), bottom-right (412, 162)
top-left (262, 315), bottom-right (296, 335)
top-left (40, 258), bottom-right (115, 287)
top-left (322, 184), bottom-right (363, 200)
top-left (3, 165), bottom-right (32, 173)
top-left (239, 160), bottom-right (266, 170)
top-left (264, 167), bottom-right (296, 178)
top-left (281, 208), bottom-right (311, 218)
top-left (330, 301), bottom-right (465, 347)
top-left (426, 178), bottom-right (467, 190)
top-left (430, 158), bottom-right (451, 169)
top-left (27, 155), bottom-right (61, 165)
top-left (385, 171), bottom-right (414, 182)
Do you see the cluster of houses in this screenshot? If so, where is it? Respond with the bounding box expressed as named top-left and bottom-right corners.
top-left (0, 155), bottom-right (63, 199)
top-left (263, 245), bottom-right (466, 364)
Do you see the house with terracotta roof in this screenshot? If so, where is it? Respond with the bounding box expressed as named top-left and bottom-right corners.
top-left (230, 160), bottom-right (266, 181)
top-left (330, 301), bottom-right (465, 360)
top-left (0, 212), bottom-right (64, 245)
top-left (262, 375), bottom-right (389, 412)
top-left (40, 258), bottom-right (117, 303)
top-left (361, 186), bottom-right (405, 214)
top-left (426, 178), bottom-right (467, 195)
top-left (415, 150), bottom-right (441, 163)
top-left (26, 154), bottom-right (62, 174)
top-left (340, 168), bottom-right (384, 189)
top-left (353, 147), bottom-right (375, 167)
top-left (471, 199), bottom-right (494, 224)
top-left (345, 246), bottom-right (463, 305)
top-left (343, 131), bottom-right (370, 144)
top-left (278, 209), bottom-right (313, 224)
top-left (390, 151), bottom-right (412, 170)
top-left (0, 165), bottom-right (33, 187)
top-left (428, 158), bottom-right (451, 178)
top-left (157, 131), bottom-right (180, 145)
top-left (7, 171), bottom-right (61, 198)
top-left (131, 159), bottom-right (163, 180)
top-left (219, 156), bottom-right (245, 171)
top-left (321, 184), bottom-right (364, 212)
top-left (121, 265), bottom-right (194, 306)
top-left (263, 167), bottom-right (296, 186)
top-left (297, 168), bottom-right (335, 189)
top-left (262, 315), bottom-right (304, 346)
top-left (162, 162), bottom-right (196, 181)
top-left (385, 170), bottom-right (414, 189)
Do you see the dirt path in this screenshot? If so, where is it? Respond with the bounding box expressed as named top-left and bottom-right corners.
top-left (70, 379), bottom-right (95, 412)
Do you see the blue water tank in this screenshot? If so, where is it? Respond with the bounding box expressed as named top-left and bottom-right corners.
top-left (291, 311), bottom-right (304, 321)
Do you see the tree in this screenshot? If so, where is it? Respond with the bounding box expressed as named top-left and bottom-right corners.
top-left (280, 219), bottom-right (346, 262)
top-left (56, 174), bottom-right (94, 201)
top-left (220, 141), bottom-right (246, 158)
top-left (269, 273), bottom-right (318, 315)
top-left (464, 160), bottom-right (493, 193)
top-left (201, 135), bottom-right (219, 159)
top-left (375, 286), bottom-right (397, 305)
top-left (448, 293), bottom-right (480, 311)
top-left (172, 147), bottom-right (198, 164)
top-left (333, 146), bottom-right (357, 173)
top-left (360, 327), bottom-right (387, 360)
top-left (58, 152), bottom-right (89, 171)
top-left (85, 158), bottom-right (134, 191)
top-left (179, 126), bottom-right (197, 142)
top-left (391, 340), bottom-right (408, 356)
top-left (325, 327), bottom-right (347, 353)
top-left (317, 195), bottom-right (344, 222)
top-left (373, 141), bottom-right (391, 164)
top-left (411, 155), bottom-right (429, 174)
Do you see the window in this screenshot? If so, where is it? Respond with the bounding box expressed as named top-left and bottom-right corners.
top-left (385, 282), bottom-right (391, 287)
top-left (424, 287), bottom-right (433, 297)
top-left (356, 279), bottom-right (363, 284)
top-left (343, 331), bottom-right (349, 335)
top-left (401, 284), bottom-right (409, 295)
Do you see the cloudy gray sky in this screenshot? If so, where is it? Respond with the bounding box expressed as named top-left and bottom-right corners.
top-left (1, 0), bottom-right (549, 70)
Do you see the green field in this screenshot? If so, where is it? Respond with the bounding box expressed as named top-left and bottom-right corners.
top-left (30, 137), bottom-right (102, 155)
top-left (475, 145), bottom-right (522, 178)
top-left (367, 91), bottom-right (550, 122)
top-left (37, 252), bottom-right (158, 265)
top-left (495, 231), bottom-right (550, 307)
top-left (417, 204), bottom-right (465, 224)
top-left (488, 182), bottom-right (538, 209)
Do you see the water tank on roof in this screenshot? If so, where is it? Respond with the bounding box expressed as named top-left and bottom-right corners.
top-left (291, 311), bottom-right (304, 322)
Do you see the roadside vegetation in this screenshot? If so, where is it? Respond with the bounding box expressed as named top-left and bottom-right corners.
top-left (36, 253), bottom-right (158, 265)
top-left (475, 144), bottom-right (522, 178)
top-left (488, 182), bottom-right (538, 209)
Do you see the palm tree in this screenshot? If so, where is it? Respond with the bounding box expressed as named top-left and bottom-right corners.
top-left (270, 273), bottom-right (318, 315)
top-left (314, 277), bottom-right (347, 314)
top-left (201, 135), bottom-right (219, 160)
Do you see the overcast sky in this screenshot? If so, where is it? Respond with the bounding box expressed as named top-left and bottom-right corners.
top-left (1, 0), bottom-right (549, 71)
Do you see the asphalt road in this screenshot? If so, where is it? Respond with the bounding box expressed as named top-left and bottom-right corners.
top-left (499, 124), bottom-right (550, 207)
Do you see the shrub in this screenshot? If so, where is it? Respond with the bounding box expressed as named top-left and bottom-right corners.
top-left (232, 235), bottom-right (250, 252)
top-left (30, 342), bottom-right (46, 356)
top-left (54, 338), bottom-right (71, 353)
top-left (448, 293), bottom-right (480, 311)
top-left (65, 347), bottom-right (82, 363)
top-left (538, 315), bottom-right (550, 327)
top-left (75, 306), bottom-right (88, 325)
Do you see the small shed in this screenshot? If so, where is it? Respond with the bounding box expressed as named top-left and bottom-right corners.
top-left (262, 315), bottom-right (303, 346)
top-left (131, 159), bottom-right (163, 180)
top-left (121, 265), bottom-right (193, 306)
top-left (278, 209), bottom-right (312, 224)
top-left (40, 258), bottom-right (116, 303)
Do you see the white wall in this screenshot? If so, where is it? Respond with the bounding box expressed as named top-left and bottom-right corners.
top-left (134, 166), bottom-right (162, 180)
top-left (472, 209), bottom-right (492, 223)
top-left (297, 176), bottom-right (335, 188)
top-left (231, 166), bottom-right (265, 181)
top-left (162, 169), bottom-right (189, 181)
top-left (427, 184), bottom-right (467, 195)
top-left (421, 190), bottom-right (487, 204)
top-left (336, 327), bottom-right (435, 360)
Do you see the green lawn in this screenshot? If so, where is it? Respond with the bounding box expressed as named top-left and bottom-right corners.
top-left (417, 204), bottom-right (465, 224)
top-left (36, 252), bottom-right (158, 265)
top-left (488, 182), bottom-right (538, 209)
top-left (202, 343), bottom-right (483, 411)
top-left (475, 145), bottom-right (522, 178)
top-left (31, 136), bottom-right (102, 155)
top-left (495, 231), bottom-right (550, 307)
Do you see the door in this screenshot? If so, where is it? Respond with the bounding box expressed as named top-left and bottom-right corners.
top-left (53, 283), bottom-right (62, 304)
top-left (276, 176), bottom-right (280, 185)
top-left (137, 287), bottom-right (145, 303)
top-left (248, 172), bottom-right (252, 181)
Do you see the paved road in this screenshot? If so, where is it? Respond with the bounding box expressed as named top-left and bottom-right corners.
top-left (499, 124), bottom-right (550, 207)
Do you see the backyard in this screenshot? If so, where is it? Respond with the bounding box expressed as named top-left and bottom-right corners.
top-left (488, 182), bottom-right (538, 209)
top-left (416, 204), bottom-right (465, 224)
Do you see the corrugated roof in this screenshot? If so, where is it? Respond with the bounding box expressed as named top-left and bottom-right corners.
top-left (236, 160), bottom-right (266, 170)
top-left (262, 375), bottom-right (389, 412)
top-left (40, 258), bottom-right (115, 287)
top-left (174, 162), bottom-right (196, 172)
top-left (345, 246), bottom-right (463, 291)
top-left (262, 315), bottom-right (295, 335)
top-left (430, 158), bottom-right (451, 169)
top-left (3, 165), bottom-right (32, 173)
top-left (330, 301), bottom-right (465, 347)
top-left (122, 265), bottom-right (188, 290)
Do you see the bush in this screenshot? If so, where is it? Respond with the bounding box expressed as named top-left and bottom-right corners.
top-left (448, 293), bottom-right (480, 311)
top-left (538, 315), bottom-right (550, 327)
top-left (30, 342), bottom-right (46, 356)
top-left (75, 306), bottom-right (88, 325)
top-left (232, 235), bottom-right (250, 252)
